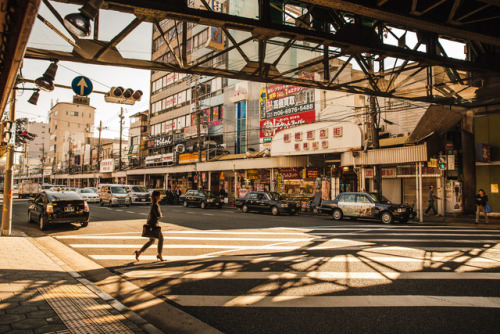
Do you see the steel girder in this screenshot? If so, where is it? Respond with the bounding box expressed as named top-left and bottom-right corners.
top-left (23, 0), bottom-right (500, 106)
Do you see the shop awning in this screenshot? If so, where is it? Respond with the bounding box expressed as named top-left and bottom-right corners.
top-left (407, 105), bottom-right (465, 144)
top-left (341, 144), bottom-right (427, 166)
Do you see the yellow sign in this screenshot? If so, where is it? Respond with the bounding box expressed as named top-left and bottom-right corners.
top-left (247, 170), bottom-right (260, 180)
top-left (492, 184), bottom-right (499, 194)
top-left (178, 152), bottom-right (207, 164)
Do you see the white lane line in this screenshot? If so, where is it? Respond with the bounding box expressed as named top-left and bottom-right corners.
top-left (139, 213), bottom-right (148, 215)
top-left (115, 209), bottom-right (123, 212)
top-left (203, 213), bottom-right (214, 216)
top-left (89, 254), bottom-right (498, 264)
top-left (122, 270), bottom-right (500, 280)
top-left (304, 225), bottom-right (500, 230)
top-left (59, 236), bottom-right (313, 241)
top-left (126, 211), bottom-right (135, 214)
top-left (165, 295), bottom-right (500, 308)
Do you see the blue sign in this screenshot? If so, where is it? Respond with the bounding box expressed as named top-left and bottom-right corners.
top-left (71, 76), bottom-right (93, 96)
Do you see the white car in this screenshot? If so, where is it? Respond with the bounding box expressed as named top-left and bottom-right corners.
top-left (77, 188), bottom-right (100, 203)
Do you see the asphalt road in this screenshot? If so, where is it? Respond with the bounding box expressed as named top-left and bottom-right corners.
top-left (6, 199), bottom-right (500, 333)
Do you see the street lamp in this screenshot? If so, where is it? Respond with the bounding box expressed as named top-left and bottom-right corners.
top-left (27, 90), bottom-right (39, 105)
top-left (63, 0), bottom-right (103, 38)
top-left (35, 60), bottom-right (58, 92)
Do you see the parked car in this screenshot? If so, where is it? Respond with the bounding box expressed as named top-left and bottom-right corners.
top-left (99, 185), bottom-right (131, 207)
top-left (180, 190), bottom-right (222, 209)
top-left (65, 187), bottom-right (78, 192)
top-left (124, 185), bottom-right (151, 204)
top-left (235, 191), bottom-right (298, 216)
top-left (76, 188), bottom-right (100, 203)
top-left (27, 190), bottom-right (89, 230)
top-left (319, 192), bottom-right (414, 224)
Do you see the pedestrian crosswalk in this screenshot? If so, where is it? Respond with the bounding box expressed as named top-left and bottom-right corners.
top-left (55, 223), bottom-right (500, 312)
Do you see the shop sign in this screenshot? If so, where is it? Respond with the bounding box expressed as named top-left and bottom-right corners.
top-left (184, 125), bottom-right (208, 139)
top-left (271, 121), bottom-right (362, 156)
top-left (202, 172), bottom-right (206, 182)
top-left (263, 137), bottom-right (272, 143)
top-left (277, 168), bottom-right (300, 179)
top-left (492, 184), bottom-right (499, 194)
top-left (277, 174), bottom-right (284, 194)
top-left (146, 140), bottom-right (154, 148)
top-left (100, 159), bottom-right (114, 173)
top-left (178, 152), bottom-right (207, 164)
top-left (128, 145), bottom-right (134, 154)
top-left (247, 170), bottom-right (260, 180)
top-left (43, 167), bottom-right (52, 176)
top-left (173, 132), bottom-right (185, 144)
top-left (428, 158), bottom-right (437, 168)
top-left (382, 168), bottom-right (396, 178)
top-left (260, 110), bottom-right (315, 138)
top-left (161, 153), bottom-right (174, 163)
top-left (306, 169), bottom-right (320, 179)
top-left (447, 154), bottom-right (456, 170)
top-left (397, 166), bottom-right (439, 175)
top-left (153, 135), bottom-right (173, 148)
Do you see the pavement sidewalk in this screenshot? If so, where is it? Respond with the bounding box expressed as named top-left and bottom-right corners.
top-left (0, 230), bottom-right (162, 334)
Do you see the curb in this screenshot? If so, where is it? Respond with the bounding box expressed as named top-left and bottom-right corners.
top-left (30, 233), bottom-right (222, 334)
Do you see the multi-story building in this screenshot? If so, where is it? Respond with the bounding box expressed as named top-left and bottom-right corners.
top-left (48, 97), bottom-right (95, 173)
top-left (127, 111), bottom-right (149, 168)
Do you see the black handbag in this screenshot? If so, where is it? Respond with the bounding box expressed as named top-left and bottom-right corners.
top-left (142, 224), bottom-right (161, 239)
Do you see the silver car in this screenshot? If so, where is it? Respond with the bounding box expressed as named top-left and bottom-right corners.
top-left (124, 185), bottom-right (151, 205)
top-left (76, 188), bottom-right (100, 203)
top-left (99, 185), bottom-right (131, 207)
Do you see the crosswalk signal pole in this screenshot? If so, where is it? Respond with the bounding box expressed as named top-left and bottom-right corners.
top-left (2, 89), bottom-right (16, 236)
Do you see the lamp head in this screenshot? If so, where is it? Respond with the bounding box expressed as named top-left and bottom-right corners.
top-left (28, 91), bottom-right (39, 105)
top-left (63, 13), bottom-right (91, 37)
top-left (35, 61), bottom-right (58, 92)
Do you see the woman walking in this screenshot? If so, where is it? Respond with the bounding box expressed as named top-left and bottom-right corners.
top-left (475, 189), bottom-right (490, 224)
top-left (134, 190), bottom-right (164, 261)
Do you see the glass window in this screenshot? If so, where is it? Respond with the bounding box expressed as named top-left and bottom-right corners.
top-left (235, 101), bottom-right (247, 154)
top-left (246, 193), bottom-right (258, 199)
top-left (357, 194), bottom-right (372, 204)
top-left (111, 187), bottom-right (127, 194)
top-left (339, 193), bottom-right (356, 203)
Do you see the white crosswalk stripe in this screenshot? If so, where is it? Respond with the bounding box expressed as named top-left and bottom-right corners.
top-left (58, 225), bottom-right (500, 310)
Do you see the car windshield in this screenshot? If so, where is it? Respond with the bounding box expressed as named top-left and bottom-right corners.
top-left (80, 189), bottom-right (93, 193)
top-left (201, 190), bottom-right (214, 197)
top-left (267, 193), bottom-right (280, 201)
top-left (131, 186), bottom-right (147, 192)
top-left (111, 187), bottom-right (127, 194)
top-left (368, 193), bottom-right (391, 204)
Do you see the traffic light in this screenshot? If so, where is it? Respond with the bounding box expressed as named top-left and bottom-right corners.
top-left (14, 118), bottom-right (36, 145)
top-left (1, 120), bottom-right (15, 146)
top-left (438, 154), bottom-right (447, 170)
top-left (104, 86), bottom-right (143, 105)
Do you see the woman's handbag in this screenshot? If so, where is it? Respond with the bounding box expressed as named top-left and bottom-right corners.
top-left (142, 224), bottom-right (161, 239)
top-left (485, 202), bottom-right (493, 214)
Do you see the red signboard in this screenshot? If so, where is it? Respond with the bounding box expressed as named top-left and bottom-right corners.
top-left (260, 110), bottom-right (315, 138)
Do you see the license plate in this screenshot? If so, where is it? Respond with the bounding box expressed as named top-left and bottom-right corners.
top-left (141, 199), bottom-right (146, 202)
top-left (64, 206), bottom-right (74, 212)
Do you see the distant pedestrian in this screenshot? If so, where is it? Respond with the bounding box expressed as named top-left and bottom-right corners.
top-left (219, 187), bottom-right (226, 198)
top-left (475, 189), bottom-right (490, 224)
top-left (175, 187), bottom-right (181, 205)
top-left (134, 190), bottom-right (164, 261)
top-left (424, 185), bottom-right (440, 216)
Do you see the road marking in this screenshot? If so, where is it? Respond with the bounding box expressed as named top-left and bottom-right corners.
top-left (165, 295), bottom-right (500, 308)
top-left (64, 236), bottom-right (313, 242)
top-left (89, 254), bottom-right (498, 264)
top-left (122, 270), bottom-right (500, 280)
top-left (115, 209), bottom-right (123, 212)
top-left (126, 211), bottom-right (135, 214)
top-left (203, 213), bottom-right (214, 216)
top-left (139, 213), bottom-right (148, 215)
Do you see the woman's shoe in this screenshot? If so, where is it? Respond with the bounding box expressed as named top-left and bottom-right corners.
top-left (156, 254), bottom-right (164, 261)
top-left (134, 250), bottom-right (140, 261)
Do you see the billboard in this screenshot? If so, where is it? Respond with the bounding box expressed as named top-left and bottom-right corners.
top-left (260, 75), bottom-right (316, 142)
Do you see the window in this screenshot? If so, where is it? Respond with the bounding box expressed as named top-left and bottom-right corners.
top-left (235, 101), bottom-right (247, 154)
top-left (339, 194), bottom-right (356, 203)
top-left (70, 111), bottom-right (78, 116)
top-left (356, 194), bottom-right (372, 204)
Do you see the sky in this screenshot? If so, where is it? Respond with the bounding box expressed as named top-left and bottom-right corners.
top-left (17, 1), bottom-right (153, 140)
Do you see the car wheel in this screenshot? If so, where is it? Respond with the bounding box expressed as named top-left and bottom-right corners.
top-left (183, 200), bottom-right (188, 207)
top-left (332, 209), bottom-right (343, 221)
top-left (201, 202), bottom-right (207, 209)
top-left (381, 211), bottom-right (394, 224)
top-left (81, 222), bottom-right (88, 228)
top-left (39, 216), bottom-right (48, 231)
top-left (28, 211), bottom-right (33, 223)
top-left (100, 200), bottom-right (103, 207)
top-left (242, 204), bottom-right (249, 213)
top-left (271, 206), bottom-right (280, 216)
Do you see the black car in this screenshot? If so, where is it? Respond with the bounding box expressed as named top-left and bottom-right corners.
top-left (319, 192), bottom-right (413, 224)
top-left (235, 191), bottom-right (298, 216)
top-left (180, 190), bottom-right (222, 209)
top-left (27, 190), bottom-right (90, 230)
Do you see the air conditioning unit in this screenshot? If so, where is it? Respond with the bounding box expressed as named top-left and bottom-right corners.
top-left (175, 144), bottom-right (185, 153)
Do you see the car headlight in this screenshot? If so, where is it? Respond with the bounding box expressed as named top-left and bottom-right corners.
top-left (207, 198), bottom-right (214, 202)
top-left (397, 208), bottom-right (406, 213)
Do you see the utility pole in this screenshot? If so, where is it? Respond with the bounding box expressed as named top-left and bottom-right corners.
top-left (1, 88), bottom-right (16, 236)
top-left (368, 53), bottom-right (382, 195)
top-left (119, 107), bottom-right (124, 171)
top-left (97, 120), bottom-right (102, 171)
top-left (195, 76), bottom-right (202, 190)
